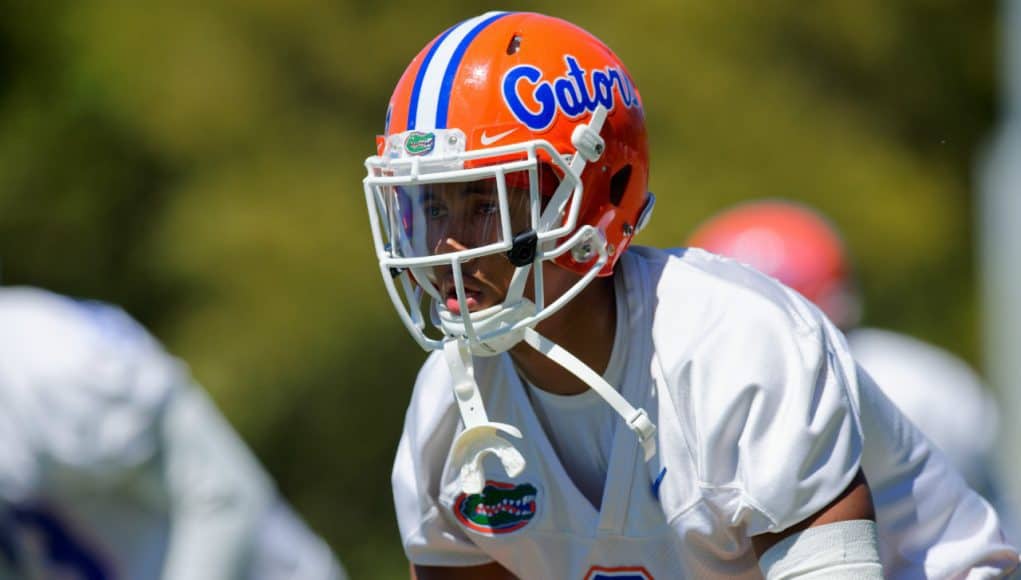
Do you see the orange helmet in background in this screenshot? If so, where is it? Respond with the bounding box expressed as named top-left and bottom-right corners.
top-left (365, 11), bottom-right (654, 353)
top-left (687, 200), bottom-right (862, 329)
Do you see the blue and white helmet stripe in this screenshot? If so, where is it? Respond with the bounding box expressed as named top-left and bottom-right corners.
top-left (407, 11), bottom-right (510, 131)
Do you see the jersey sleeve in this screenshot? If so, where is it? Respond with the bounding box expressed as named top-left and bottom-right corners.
top-left (391, 352), bottom-right (495, 567)
top-left (854, 365), bottom-right (1020, 578)
top-left (848, 328), bottom-right (1000, 490)
top-left (680, 287), bottom-right (864, 536)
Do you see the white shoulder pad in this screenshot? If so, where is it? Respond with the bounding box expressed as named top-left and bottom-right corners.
top-left (0, 287), bottom-right (183, 487)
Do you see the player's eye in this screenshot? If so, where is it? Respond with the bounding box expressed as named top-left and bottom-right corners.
top-left (425, 204), bottom-right (448, 219)
top-left (476, 202), bottom-right (499, 216)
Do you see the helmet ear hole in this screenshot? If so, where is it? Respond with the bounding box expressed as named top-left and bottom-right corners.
top-left (506, 34), bottom-right (521, 55)
top-left (609, 165), bottom-right (632, 206)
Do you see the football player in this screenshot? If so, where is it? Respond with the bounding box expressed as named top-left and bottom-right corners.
top-left (688, 199), bottom-right (1019, 542)
top-left (0, 286), bottom-right (347, 580)
top-left (366, 11), bottom-right (1019, 579)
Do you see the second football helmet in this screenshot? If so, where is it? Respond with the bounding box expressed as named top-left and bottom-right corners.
top-left (687, 200), bottom-right (861, 329)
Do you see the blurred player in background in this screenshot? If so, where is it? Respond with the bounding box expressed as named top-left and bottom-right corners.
top-left (0, 286), bottom-right (347, 580)
top-left (688, 198), bottom-right (1018, 540)
top-left (367, 11), bottom-right (1016, 579)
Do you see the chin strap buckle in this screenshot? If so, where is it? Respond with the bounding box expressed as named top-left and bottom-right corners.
top-left (627, 409), bottom-right (658, 461)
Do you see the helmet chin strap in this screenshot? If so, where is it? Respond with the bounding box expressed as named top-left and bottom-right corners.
top-left (444, 326), bottom-right (658, 495)
top-left (521, 327), bottom-right (657, 461)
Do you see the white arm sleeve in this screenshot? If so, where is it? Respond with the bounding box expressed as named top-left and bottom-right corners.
top-left (159, 385), bottom-right (275, 580)
top-left (759, 520), bottom-right (883, 580)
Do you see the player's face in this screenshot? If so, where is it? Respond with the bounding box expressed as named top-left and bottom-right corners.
top-left (387, 165), bottom-right (568, 316)
top-left (423, 176), bottom-right (531, 315)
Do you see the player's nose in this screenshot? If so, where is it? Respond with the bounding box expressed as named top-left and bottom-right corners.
top-left (435, 235), bottom-right (471, 254)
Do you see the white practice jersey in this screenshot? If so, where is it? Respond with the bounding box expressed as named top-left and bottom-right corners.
top-left (0, 287), bottom-right (346, 580)
top-left (848, 327), bottom-right (1021, 546)
top-left (392, 247), bottom-right (1019, 579)
top-left (848, 328), bottom-right (999, 492)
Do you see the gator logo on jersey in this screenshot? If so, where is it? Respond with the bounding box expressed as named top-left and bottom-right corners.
top-left (584, 565), bottom-right (654, 580)
top-left (404, 131), bottom-right (436, 156)
top-left (501, 55), bottom-right (639, 132)
top-left (453, 481), bottom-right (537, 534)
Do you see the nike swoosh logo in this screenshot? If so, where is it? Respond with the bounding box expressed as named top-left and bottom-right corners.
top-left (480, 128), bottom-right (517, 146)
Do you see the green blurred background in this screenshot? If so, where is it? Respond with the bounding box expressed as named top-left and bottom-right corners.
top-left (0, 1), bottom-right (1000, 578)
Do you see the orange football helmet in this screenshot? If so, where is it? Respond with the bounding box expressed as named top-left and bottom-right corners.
top-left (364, 11), bottom-right (653, 353)
top-left (687, 200), bottom-right (861, 329)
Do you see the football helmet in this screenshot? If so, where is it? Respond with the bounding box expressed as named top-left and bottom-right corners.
top-left (364, 11), bottom-right (653, 356)
top-left (365, 12), bottom-right (658, 492)
top-left (687, 200), bottom-right (861, 329)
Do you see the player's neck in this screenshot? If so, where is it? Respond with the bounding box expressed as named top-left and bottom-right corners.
top-left (509, 275), bottom-right (616, 396)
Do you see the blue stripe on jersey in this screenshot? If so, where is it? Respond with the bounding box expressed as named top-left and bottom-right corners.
top-left (407, 24), bottom-right (457, 131)
top-left (435, 12), bottom-right (511, 128)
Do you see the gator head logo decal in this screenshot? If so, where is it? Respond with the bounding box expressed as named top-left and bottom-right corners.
top-left (453, 481), bottom-right (537, 534)
top-left (404, 131), bottom-right (435, 156)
